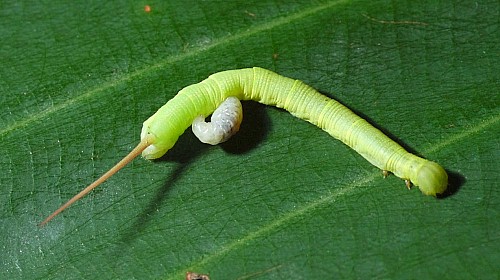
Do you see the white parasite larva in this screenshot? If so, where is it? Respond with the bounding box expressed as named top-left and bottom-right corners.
top-left (192, 97), bottom-right (243, 145)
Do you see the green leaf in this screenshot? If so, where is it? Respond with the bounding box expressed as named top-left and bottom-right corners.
top-left (1, 0), bottom-right (498, 279)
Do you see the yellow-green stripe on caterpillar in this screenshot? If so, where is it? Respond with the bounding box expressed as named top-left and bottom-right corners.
top-left (39, 67), bottom-right (448, 226)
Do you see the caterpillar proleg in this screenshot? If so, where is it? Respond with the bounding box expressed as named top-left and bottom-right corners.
top-left (39, 67), bottom-right (448, 226)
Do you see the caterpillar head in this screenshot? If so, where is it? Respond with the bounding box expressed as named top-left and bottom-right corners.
top-left (414, 161), bottom-right (448, 196)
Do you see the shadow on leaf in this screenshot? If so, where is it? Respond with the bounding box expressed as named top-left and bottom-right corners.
top-left (119, 101), bottom-right (271, 244)
top-left (437, 170), bottom-right (465, 199)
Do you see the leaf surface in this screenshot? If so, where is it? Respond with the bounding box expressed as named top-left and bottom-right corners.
top-left (1, 1), bottom-right (498, 279)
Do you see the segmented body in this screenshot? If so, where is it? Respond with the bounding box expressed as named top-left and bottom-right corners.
top-left (39, 67), bottom-right (449, 226)
top-left (141, 67), bottom-right (447, 196)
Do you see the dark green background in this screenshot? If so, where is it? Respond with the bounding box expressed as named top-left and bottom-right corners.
top-left (1, 1), bottom-right (498, 279)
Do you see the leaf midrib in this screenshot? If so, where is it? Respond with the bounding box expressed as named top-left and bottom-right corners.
top-left (166, 110), bottom-right (500, 278)
top-left (0, 0), bottom-right (350, 139)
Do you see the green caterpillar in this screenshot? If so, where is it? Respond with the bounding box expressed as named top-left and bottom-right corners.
top-left (39, 67), bottom-right (448, 226)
